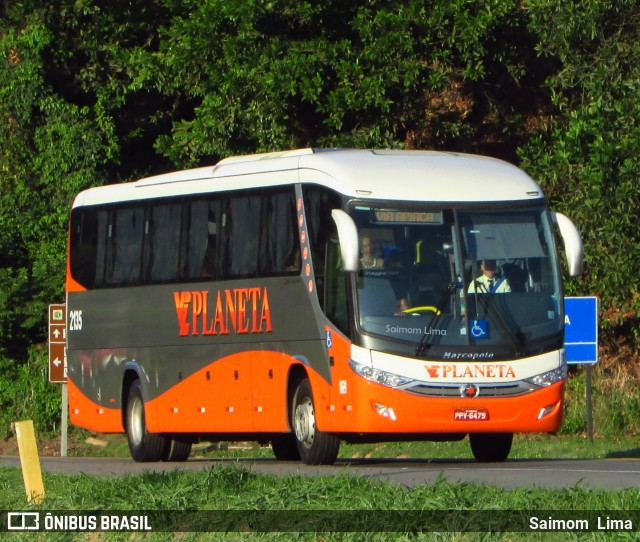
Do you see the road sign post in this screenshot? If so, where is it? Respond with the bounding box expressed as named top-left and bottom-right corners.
top-left (564, 297), bottom-right (598, 365)
top-left (564, 297), bottom-right (599, 444)
top-left (48, 304), bottom-right (68, 457)
top-left (48, 304), bottom-right (67, 383)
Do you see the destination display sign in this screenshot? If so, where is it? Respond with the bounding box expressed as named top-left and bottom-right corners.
top-left (372, 209), bottom-right (443, 225)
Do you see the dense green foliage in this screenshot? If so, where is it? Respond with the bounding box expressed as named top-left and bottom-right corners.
top-left (1, 1), bottom-right (639, 433)
top-left (519, 0), bottom-right (640, 338)
top-left (0, 346), bottom-right (61, 436)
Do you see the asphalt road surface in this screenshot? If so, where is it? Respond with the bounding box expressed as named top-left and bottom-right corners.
top-left (2, 456), bottom-right (640, 489)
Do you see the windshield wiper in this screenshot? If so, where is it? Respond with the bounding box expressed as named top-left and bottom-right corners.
top-left (475, 293), bottom-right (525, 353)
top-left (414, 281), bottom-right (456, 356)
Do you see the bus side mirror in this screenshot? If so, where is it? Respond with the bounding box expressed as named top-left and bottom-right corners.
top-left (552, 212), bottom-right (584, 276)
top-left (331, 209), bottom-right (359, 272)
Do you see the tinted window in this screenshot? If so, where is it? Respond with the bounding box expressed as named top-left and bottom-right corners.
top-left (224, 192), bottom-right (262, 278)
top-left (303, 186), bottom-right (342, 273)
top-left (261, 189), bottom-right (299, 275)
top-left (69, 208), bottom-right (104, 289)
top-left (302, 186), bottom-right (343, 308)
top-left (183, 198), bottom-right (220, 280)
top-left (108, 207), bottom-right (145, 285)
top-left (146, 202), bottom-right (182, 283)
top-left (70, 185), bottom-right (301, 289)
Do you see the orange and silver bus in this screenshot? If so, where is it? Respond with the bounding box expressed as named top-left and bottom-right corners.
top-left (66, 148), bottom-right (583, 464)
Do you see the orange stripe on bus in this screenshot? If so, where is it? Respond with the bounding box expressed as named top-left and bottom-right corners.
top-left (145, 351), bottom-right (295, 434)
top-left (65, 262), bottom-right (86, 293)
top-left (320, 371), bottom-right (564, 434)
top-left (68, 378), bottom-right (123, 433)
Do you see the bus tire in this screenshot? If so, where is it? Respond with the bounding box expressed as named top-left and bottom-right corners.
top-left (162, 439), bottom-right (192, 462)
top-left (125, 379), bottom-right (167, 462)
top-left (292, 378), bottom-right (340, 465)
top-left (271, 434), bottom-right (301, 461)
top-left (469, 432), bottom-right (513, 462)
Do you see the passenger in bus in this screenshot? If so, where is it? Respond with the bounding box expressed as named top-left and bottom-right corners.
top-left (200, 221), bottom-right (218, 278)
top-left (394, 297), bottom-right (410, 316)
top-left (360, 236), bottom-right (384, 269)
top-left (468, 259), bottom-right (511, 294)
top-left (286, 247), bottom-right (301, 272)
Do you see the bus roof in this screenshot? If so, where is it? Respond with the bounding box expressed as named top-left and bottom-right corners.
top-left (72, 148), bottom-right (545, 207)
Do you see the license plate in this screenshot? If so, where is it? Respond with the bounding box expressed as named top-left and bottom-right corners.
top-left (454, 408), bottom-right (489, 421)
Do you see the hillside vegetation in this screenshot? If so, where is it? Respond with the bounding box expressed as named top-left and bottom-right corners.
top-left (1, 1), bottom-right (639, 435)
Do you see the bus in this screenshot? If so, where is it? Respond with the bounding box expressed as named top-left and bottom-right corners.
top-left (66, 148), bottom-right (583, 464)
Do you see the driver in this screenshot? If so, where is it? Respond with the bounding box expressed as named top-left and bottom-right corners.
top-left (468, 259), bottom-right (511, 294)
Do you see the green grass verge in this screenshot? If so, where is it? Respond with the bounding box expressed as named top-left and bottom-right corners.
top-left (1, 464), bottom-right (639, 541)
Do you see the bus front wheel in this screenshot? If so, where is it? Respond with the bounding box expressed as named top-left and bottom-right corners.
top-left (469, 432), bottom-right (513, 462)
top-left (270, 434), bottom-right (300, 461)
top-left (292, 378), bottom-right (340, 465)
top-left (125, 380), bottom-right (167, 462)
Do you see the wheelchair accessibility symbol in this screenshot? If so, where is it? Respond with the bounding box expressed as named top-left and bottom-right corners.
top-left (326, 330), bottom-right (333, 349)
top-left (470, 320), bottom-right (489, 339)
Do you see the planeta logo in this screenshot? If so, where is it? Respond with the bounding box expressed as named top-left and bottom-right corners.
top-left (425, 363), bottom-right (515, 379)
top-left (174, 287), bottom-right (272, 336)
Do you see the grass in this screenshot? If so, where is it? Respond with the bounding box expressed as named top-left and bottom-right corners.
top-left (2, 430), bottom-right (639, 540)
top-left (1, 463), bottom-right (639, 541)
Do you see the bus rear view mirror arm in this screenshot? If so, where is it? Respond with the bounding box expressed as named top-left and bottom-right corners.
top-left (331, 209), bottom-right (359, 272)
top-left (552, 212), bottom-right (584, 277)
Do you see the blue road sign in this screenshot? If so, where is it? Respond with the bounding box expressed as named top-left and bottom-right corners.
top-left (564, 296), bottom-right (598, 364)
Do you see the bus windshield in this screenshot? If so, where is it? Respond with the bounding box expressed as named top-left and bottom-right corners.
top-left (352, 204), bottom-right (563, 356)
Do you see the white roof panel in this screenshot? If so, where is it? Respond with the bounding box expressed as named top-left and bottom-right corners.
top-left (298, 149), bottom-right (542, 202)
top-left (72, 149), bottom-right (544, 208)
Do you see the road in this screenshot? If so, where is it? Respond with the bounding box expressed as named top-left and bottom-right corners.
top-left (2, 456), bottom-right (640, 489)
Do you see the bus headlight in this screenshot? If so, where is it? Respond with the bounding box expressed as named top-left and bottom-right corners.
top-left (348, 359), bottom-right (413, 388)
top-left (525, 365), bottom-right (567, 387)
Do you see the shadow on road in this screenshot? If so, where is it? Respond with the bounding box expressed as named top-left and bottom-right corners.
top-left (605, 447), bottom-right (640, 459)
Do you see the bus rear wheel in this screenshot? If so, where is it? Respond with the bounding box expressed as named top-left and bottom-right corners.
top-left (125, 380), bottom-right (167, 462)
top-left (469, 432), bottom-right (513, 462)
top-left (292, 378), bottom-right (340, 465)
top-left (162, 438), bottom-right (192, 462)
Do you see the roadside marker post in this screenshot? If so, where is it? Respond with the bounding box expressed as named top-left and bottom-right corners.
top-left (48, 303), bottom-right (68, 457)
top-left (48, 304), bottom-right (67, 383)
top-left (14, 420), bottom-right (45, 503)
top-left (564, 297), bottom-right (599, 444)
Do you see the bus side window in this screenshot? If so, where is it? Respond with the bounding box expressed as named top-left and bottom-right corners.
top-left (146, 202), bottom-right (182, 283)
top-left (261, 187), bottom-right (299, 275)
top-left (224, 191), bottom-right (262, 279)
top-left (108, 206), bottom-right (145, 286)
top-left (93, 209), bottom-right (108, 288)
top-left (70, 207), bottom-right (106, 290)
top-left (302, 186), bottom-right (343, 309)
top-left (202, 199), bottom-right (220, 278)
top-left (325, 236), bottom-right (350, 335)
top-left (182, 198), bottom-right (219, 280)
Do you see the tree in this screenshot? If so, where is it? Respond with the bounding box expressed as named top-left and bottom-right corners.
top-left (0, 1), bottom-right (176, 357)
top-left (2, 0), bottom-right (639, 361)
top-left (149, 0), bottom-right (546, 165)
top-left (520, 0), bottom-right (640, 334)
